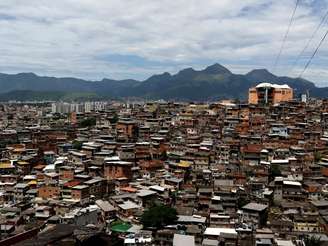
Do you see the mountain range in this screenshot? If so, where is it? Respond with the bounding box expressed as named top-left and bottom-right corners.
top-left (0, 63), bottom-right (327, 101)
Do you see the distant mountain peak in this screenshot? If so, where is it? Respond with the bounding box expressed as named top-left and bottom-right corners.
top-left (149, 71), bottom-right (171, 78)
top-left (246, 68), bottom-right (278, 83)
top-left (178, 67), bottom-right (195, 74)
top-left (17, 72), bottom-right (37, 77)
top-left (203, 63), bottom-right (231, 74)
top-left (162, 72), bottom-right (171, 76)
top-left (145, 71), bottom-right (172, 83)
top-left (0, 63), bottom-right (325, 101)
top-left (247, 68), bottom-right (274, 76)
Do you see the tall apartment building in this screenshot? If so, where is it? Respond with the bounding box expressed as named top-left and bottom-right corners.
top-left (51, 102), bottom-right (72, 114)
top-left (248, 83), bottom-right (293, 105)
top-left (52, 102), bottom-right (108, 114)
top-left (84, 102), bottom-right (107, 112)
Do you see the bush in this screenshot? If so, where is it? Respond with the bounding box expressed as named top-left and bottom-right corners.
top-left (304, 235), bottom-right (321, 246)
top-left (269, 164), bottom-right (281, 181)
top-left (72, 140), bottom-right (83, 150)
top-left (141, 205), bottom-right (177, 229)
top-left (79, 117), bottom-right (96, 128)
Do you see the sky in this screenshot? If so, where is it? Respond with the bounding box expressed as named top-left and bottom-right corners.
top-left (1, 0), bottom-right (328, 86)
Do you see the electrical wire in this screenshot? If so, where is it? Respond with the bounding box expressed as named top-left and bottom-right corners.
top-left (273, 0), bottom-right (300, 72)
top-left (288, 9), bottom-right (328, 75)
top-left (298, 27), bottom-right (328, 78)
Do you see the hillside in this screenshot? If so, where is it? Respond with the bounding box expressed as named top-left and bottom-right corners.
top-left (0, 64), bottom-right (326, 101)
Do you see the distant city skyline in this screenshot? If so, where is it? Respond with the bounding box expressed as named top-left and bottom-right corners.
top-left (1, 1), bottom-right (328, 86)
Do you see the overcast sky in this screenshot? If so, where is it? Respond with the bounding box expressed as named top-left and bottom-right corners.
top-left (1, 0), bottom-right (328, 86)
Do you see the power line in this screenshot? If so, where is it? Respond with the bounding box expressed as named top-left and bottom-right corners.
top-left (288, 9), bottom-right (328, 75)
top-left (273, 0), bottom-right (299, 72)
top-left (298, 27), bottom-right (328, 78)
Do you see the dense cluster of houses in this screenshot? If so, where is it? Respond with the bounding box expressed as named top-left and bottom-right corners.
top-left (0, 96), bottom-right (327, 245)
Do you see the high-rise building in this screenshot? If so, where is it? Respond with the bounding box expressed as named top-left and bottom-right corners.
top-left (51, 103), bottom-right (57, 113)
top-left (84, 102), bottom-right (93, 113)
top-left (248, 83), bottom-right (293, 105)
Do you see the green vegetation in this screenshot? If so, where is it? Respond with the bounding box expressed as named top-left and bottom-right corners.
top-left (269, 164), bottom-right (281, 181)
top-left (304, 235), bottom-right (321, 246)
top-left (0, 90), bottom-right (104, 101)
top-left (245, 170), bottom-right (255, 177)
top-left (141, 204), bottom-right (177, 229)
top-left (237, 196), bottom-right (249, 209)
top-left (314, 151), bottom-right (322, 163)
top-left (62, 92), bottom-right (101, 101)
top-left (72, 140), bottom-right (83, 150)
top-left (79, 117), bottom-right (97, 128)
top-left (0, 63), bottom-right (326, 101)
top-left (110, 113), bottom-right (119, 124)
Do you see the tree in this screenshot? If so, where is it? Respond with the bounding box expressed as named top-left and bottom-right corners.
top-left (110, 113), bottom-right (119, 124)
top-left (79, 117), bottom-right (96, 128)
top-left (314, 151), bottom-right (322, 163)
top-left (237, 196), bottom-right (248, 209)
top-left (269, 164), bottom-right (281, 181)
top-left (304, 235), bottom-right (321, 246)
top-left (72, 140), bottom-right (83, 150)
top-left (245, 170), bottom-right (255, 177)
top-left (141, 205), bottom-right (177, 229)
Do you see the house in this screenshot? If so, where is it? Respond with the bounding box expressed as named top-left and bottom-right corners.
top-left (241, 203), bottom-right (268, 228)
top-left (69, 151), bottom-right (88, 167)
top-left (95, 199), bottom-right (116, 219)
top-left (84, 177), bottom-right (107, 199)
top-left (60, 206), bottom-right (99, 226)
top-left (14, 183), bottom-right (29, 201)
top-left (38, 184), bottom-right (60, 200)
top-left (173, 234), bottom-right (195, 246)
top-left (177, 215), bottom-right (207, 228)
top-left (35, 206), bottom-right (53, 219)
top-left (117, 200), bottom-right (141, 217)
top-left (59, 166), bottom-right (75, 181)
top-left (71, 185), bottom-right (90, 204)
top-left (116, 119), bottom-right (138, 141)
top-left (104, 160), bottom-right (133, 180)
top-left (136, 189), bottom-right (157, 208)
top-left (203, 227), bottom-right (238, 246)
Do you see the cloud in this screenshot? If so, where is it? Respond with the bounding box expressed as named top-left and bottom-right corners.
top-left (0, 0), bottom-right (327, 85)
